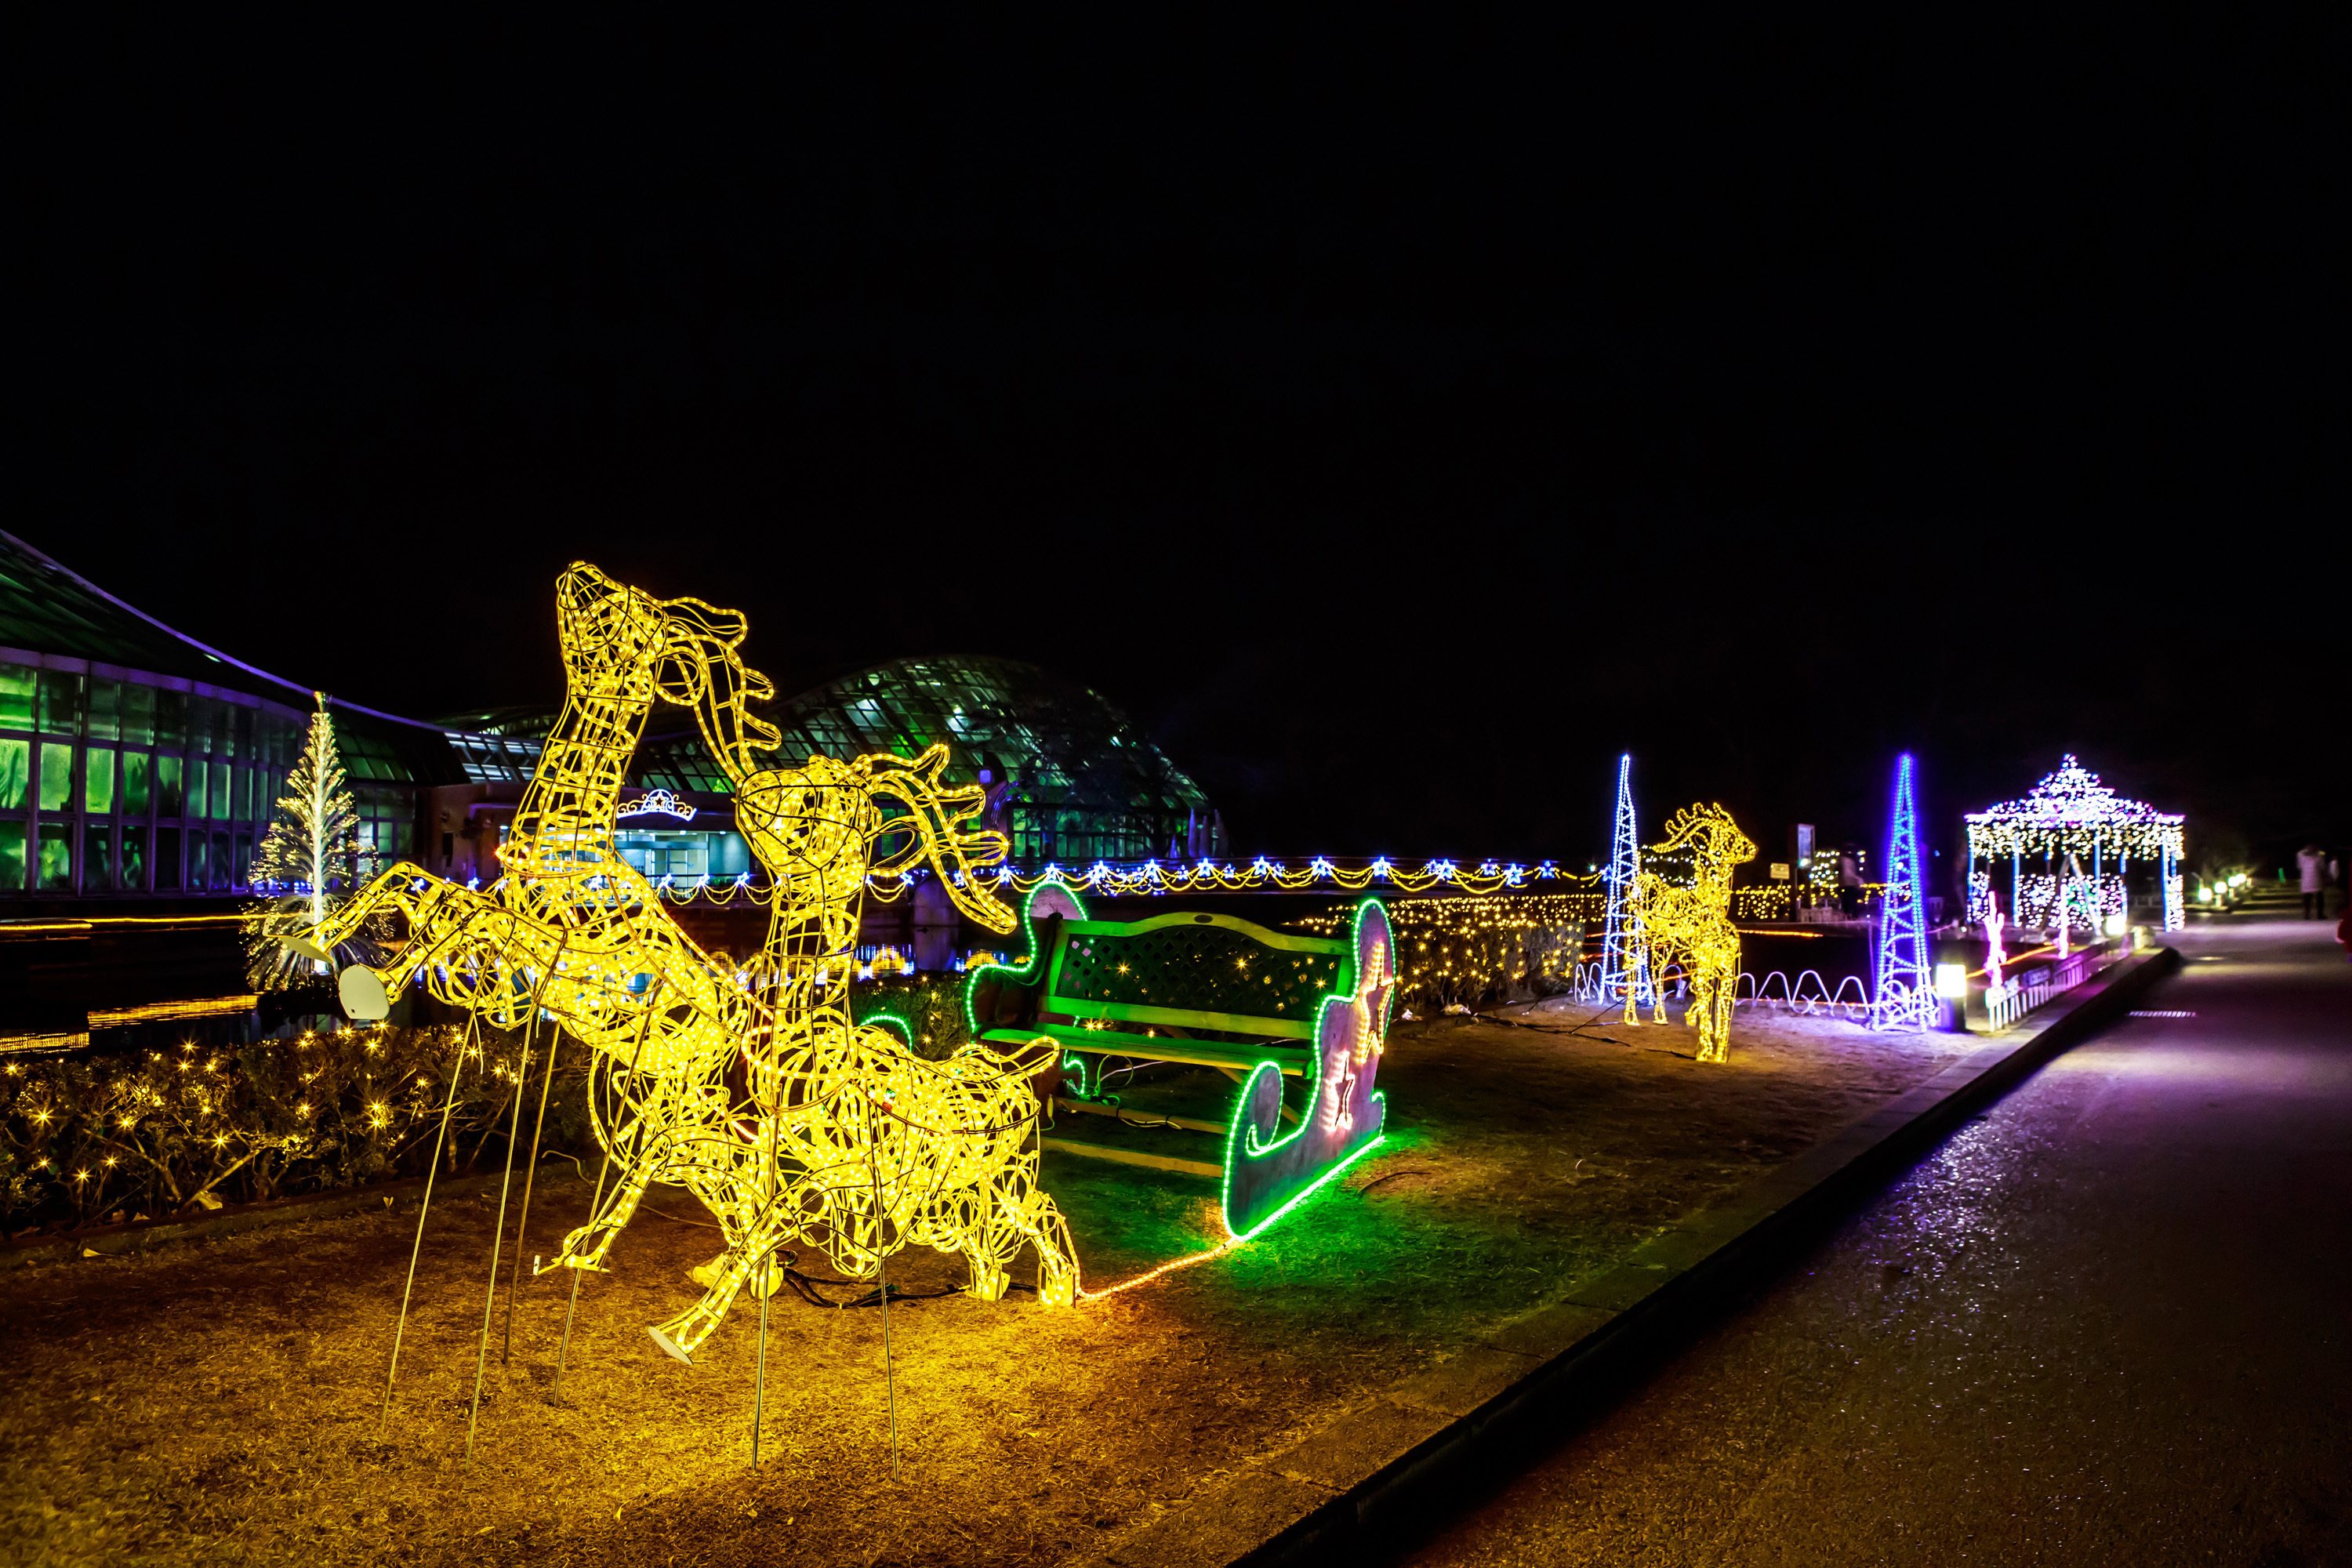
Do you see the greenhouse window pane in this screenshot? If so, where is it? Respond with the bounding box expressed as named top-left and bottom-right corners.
top-left (37, 821), bottom-right (71, 891)
top-left (38, 742), bottom-right (73, 811)
top-left (120, 682), bottom-right (155, 745)
top-left (83, 747), bottom-right (114, 815)
top-left (86, 679), bottom-right (118, 742)
top-left (37, 670), bottom-right (82, 736)
top-left (0, 739), bottom-right (26, 810)
top-left (0, 666), bottom-right (33, 730)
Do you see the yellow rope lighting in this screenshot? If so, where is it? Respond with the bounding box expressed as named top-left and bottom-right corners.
top-left (1628, 804), bottom-right (1756, 1063)
top-left (307, 564), bottom-right (1076, 1362)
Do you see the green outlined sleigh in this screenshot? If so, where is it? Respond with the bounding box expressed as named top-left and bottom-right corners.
top-left (966, 879), bottom-right (1393, 1238)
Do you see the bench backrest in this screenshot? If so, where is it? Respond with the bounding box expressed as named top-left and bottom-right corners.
top-left (1047, 912), bottom-right (1349, 1039)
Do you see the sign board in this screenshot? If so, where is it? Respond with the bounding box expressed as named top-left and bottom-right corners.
top-left (1794, 823), bottom-right (1815, 868)
top-left (1769, 862), bottom-right (1791, 880)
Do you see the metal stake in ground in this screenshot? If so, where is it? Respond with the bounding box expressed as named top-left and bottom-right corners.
top-left (870, 1101), bottom-right (900, 1481)
top-left (752, 989), bottom-right (779, 1468)
top-left (382, 1008), bottom-right (485, 1427)
top-left (554, 975), bottom-right (662, 1399)
top-left (466, 948), bottom-right (563, 1468)
top-left (502, 998), bottom-right (571, 1366)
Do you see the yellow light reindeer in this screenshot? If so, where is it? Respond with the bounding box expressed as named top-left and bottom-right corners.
top-left (1629, 804), bottom-right (1757, 1064)
top-left (632, 659), bottom-right (1078, 1359)
top-left (306, 564), bottom-right (1075, 1362)
top-left (299, 566), bottom-right (779, 1279)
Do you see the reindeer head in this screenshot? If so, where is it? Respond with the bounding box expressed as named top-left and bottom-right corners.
top-left (553, 563), bottom-right (777, 737)
top-left (733, 744), bottom-right (1018, 938)
top-left (1650, 804), bottom-right (1758, 886)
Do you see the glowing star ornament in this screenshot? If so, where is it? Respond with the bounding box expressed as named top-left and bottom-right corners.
top-left (306, 564), bottom-right (1076, 1367)
top-left (1871, 753), bottom-right (1940, 1032)
top-left (1629, 804), bottom-right (1756, 1063)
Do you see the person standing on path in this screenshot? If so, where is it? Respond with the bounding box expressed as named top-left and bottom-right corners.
top-left (2298, 843), bottom-right (2328, 919)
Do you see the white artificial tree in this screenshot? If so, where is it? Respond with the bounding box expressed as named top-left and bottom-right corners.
top-left (242, 693), bottom-right (381, 989)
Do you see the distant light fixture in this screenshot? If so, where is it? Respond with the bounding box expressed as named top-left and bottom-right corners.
top-left (617, 788), bottom-right (697, 822)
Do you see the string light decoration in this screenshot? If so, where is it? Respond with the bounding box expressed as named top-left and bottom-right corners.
top-left (1292, 892), bottom-right (1586, 1013)
top-left (1601, 755), bottom-right (1657, 1017)
top-left (1626, 804), bottom-right (1755, 1062)
top-left (306, 564), bottom-right (1076, 1364)
top-left (243, 694), bottom-right (382, 989)
top-left (1871, 754), bottom-right (1939, 1031)
top-left (1963, 755), bottom-right (2185, 932)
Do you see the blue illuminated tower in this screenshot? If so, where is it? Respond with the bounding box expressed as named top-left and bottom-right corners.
top-left (1599, 753), bottom-right (1655, 1010)
top-left (1872, 753), bottom-right (1937, 1029)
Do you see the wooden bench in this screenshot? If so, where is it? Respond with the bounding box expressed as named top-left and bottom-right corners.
top-left (965, 881), bottom-right (1397, 1236)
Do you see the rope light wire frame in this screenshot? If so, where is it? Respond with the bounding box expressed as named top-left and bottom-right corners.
top-left (1871, 753), bottom-right (1941, 1032)
top-left (307, 564), bottom-right (1078, 1369)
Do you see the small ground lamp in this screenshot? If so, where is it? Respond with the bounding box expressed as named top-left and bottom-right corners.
top-left (1935, 962), bottom-right (1970, 1031)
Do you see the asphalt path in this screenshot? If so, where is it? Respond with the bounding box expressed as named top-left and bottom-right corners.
top-left (1391, 918), bottom-right (2352, 1566)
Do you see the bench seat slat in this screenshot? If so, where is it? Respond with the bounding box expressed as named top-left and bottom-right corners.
top-left (980, 1023), bottom-right (1309, 1076)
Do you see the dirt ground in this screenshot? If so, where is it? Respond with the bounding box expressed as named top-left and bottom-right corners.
top-left (0, 999), bottom-right (1971, 1566)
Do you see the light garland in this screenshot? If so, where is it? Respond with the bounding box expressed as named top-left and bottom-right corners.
top-left (1964, 755), bottom-right (2184, 931)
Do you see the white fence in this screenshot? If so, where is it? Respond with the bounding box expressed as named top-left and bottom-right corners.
top-left (1985, 939), bottom-right (2119, 1031)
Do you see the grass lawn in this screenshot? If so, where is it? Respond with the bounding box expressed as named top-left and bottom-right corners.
top-left (0, 998), bottom-right (1970, 1566)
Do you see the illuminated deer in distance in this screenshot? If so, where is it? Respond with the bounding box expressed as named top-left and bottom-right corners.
top-left (1629, 804), bottom-right (1757, 1064)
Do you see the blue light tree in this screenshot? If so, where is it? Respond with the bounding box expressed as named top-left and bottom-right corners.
top-left (1872, 752), bottom-right (1939, 1030)
top-left (1599, 753), bottom-right (1656, 1012)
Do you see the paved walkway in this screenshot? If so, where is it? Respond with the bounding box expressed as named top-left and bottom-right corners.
top-left (1392, 919), bottom-right (2352, 1566)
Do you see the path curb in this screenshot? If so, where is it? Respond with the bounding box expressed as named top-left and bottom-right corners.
top-left (1083, 945), bottom-right (2183, 1568)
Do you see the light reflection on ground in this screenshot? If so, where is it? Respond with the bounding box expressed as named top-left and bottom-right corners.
top-left (1399, 916), bottom-right (2352, 1567)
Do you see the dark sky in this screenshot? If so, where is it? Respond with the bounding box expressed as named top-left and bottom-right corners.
top-left (9, 14), bottom-right (2343, 874)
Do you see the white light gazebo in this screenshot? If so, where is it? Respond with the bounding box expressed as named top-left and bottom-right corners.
top-left (1964, 755), bottom-right (2184, 934)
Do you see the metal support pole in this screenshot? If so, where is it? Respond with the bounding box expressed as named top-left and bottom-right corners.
top-left (381, 1011), bottom-right (481, 1427)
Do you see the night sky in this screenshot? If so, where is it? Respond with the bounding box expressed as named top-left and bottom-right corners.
top-left (10, 15), bottom-right (2343, 874)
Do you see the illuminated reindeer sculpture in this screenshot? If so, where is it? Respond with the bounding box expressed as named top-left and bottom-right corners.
top-left (640, 666), bottom-right (1078, 1359)
top-left (1628, 804), bottom-right (1757, 1064)
top-left (303, 563), bottom-right (764, 1066)
top-left (304, 564), bottom-right (1074, 1363)
top-left (299, 565), bottom-right (779, 1271)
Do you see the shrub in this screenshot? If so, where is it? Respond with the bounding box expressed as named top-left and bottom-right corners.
top-left (0, 1023), bottom-right (588, 1236)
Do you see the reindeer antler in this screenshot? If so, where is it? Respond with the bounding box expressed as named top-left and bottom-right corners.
top-left (859, 745), bottom-right (1018, 935)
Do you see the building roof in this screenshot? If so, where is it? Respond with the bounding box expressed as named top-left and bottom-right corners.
top-left (772, 654), bottom-right (1210, 817)
top-left (0, 529), bottom-right (463, 785)
top-left (1, 533), bottom-right (1208, 826)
